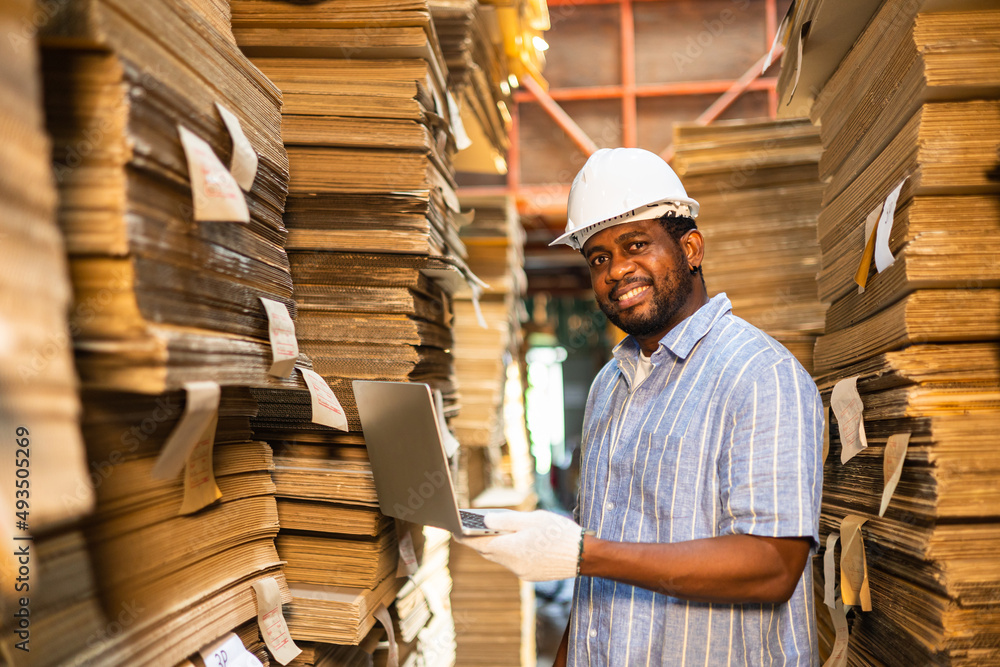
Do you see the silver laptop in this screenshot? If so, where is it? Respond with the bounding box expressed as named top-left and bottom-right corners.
top-left (352, 380), bottom-right (498, 535)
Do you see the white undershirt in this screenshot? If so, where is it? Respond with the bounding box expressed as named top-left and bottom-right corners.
top-left (633, 350), bottom-right (654, 388)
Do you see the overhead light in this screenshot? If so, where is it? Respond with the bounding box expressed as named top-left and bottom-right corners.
top-left (500, 80), bottom-right (511, 95)
top-left (508, 74), bottom-right (519, 89)
top-left (532, 36), bottom-right (549, 52)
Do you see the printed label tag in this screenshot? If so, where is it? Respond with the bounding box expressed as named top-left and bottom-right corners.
top-left (298, 368), bottom-right (348, 431)
top-left (152, 382), bottom-right (221, 480)
top-left (821, 599), bottom-right (850, 667)
top-left (216, 103), bottom-right (259, 192)
top-left (260, 297), bottom-right (298, 378)
top-left (198, 632), bottom-right (263, 667)
top-left (831, 377), bottom-right (867, 464)
top-left (179, 409), bottom-right (222, 515)
top-left (251, 577), bottom-right (301, 665)
top-left (396, 519), bottom-right (419, 577)
top-left (178, 124), bottom-right (249, 223)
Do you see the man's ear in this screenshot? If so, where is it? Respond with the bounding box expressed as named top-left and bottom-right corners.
top-left (681, 229), bottom-right (705, 269)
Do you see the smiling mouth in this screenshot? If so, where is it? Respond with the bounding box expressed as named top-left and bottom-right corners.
top-left (614, 284), bottom-right (650, 305)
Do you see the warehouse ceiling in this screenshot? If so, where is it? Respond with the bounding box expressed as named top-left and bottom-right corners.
top-left (457, 0), bottom-right (793, 293)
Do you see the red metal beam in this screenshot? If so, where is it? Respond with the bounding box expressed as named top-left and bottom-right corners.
top-left (514, 78), bottom-right (777, 103)
top-left (766, 0), bottom-right (778, 119)
top-left (520, 75), bottom-right (599, 156)
top-left (660, 44), bottom-right (785, 163)
top-left (620, 0), bottom-right (637, 147)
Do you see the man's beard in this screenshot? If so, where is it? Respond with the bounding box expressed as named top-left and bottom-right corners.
top-left (598, 265), bottom-right (693, 338)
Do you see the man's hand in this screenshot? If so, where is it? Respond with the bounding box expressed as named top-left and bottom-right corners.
top-left (459, 510), bottom-right (584, 582)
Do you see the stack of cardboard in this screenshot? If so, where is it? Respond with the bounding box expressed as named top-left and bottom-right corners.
top-left (450, 516), bottom-right (536, 667)
top-left (449, 196), bottom-right (527, 506)
top-left (70, 388), bottom-right (293, 666)
top-left (229, 1), bottom-right (475, 653)
top-left (430, 0), bottom-right (512, 175)
top-left (39, 0), bottom-right (299, 394)
top-left (671, 118), bottom-right (826, 373)
top-left (792, 3), bottom-right (1000, 663)
top-left (30, 1), bottom-right (316, 664)
top-left (0, 2), bottom-right (102, 662)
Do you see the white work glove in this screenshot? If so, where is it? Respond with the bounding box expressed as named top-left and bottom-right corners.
top-left (459, 510), bottom-right (584, 582)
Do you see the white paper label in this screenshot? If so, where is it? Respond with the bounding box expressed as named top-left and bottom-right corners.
top-left (152, 382), bottom-right (221, 480)
top-left (763, 11), bottom-right (789, 71)
top-left (199, 632), bottom-right (263, 667)
top-left (216, 103), bottom-right (259, 192)
top-left (396, 519), bottom-right (419, 577)
top-left (787, 23), bottom-right (805, 102)
top-left (823, 533), bottom-right (839, 608)
top-left (879, 432), bottom-right (910, 517)
top-left (434, 389), bottom-right (460, 458)
top-left (298, 368), bottom-right (348, 431)
top-left (470, 281), bottom-right (487, 329)
top-left (840, 515), bottom-right (871, 611)
top-left (822, 599), bottom-right (850, 667)
top-left (446, 91), bottom-right (472, 151)
top-left (831, 377), bottom-right (867, 464)
top-left (822, 405), bottom-right (831, 465)
top-left (874, 177), bottom-right (909, 273)
top-left (178, 125), bottom-right (249, 223)
top-left (260, 297), bottom-right (298, 378)
top-left (251, 577), bottom-right (301, 665)
top-left (373, 603), bottom-right (399, 667)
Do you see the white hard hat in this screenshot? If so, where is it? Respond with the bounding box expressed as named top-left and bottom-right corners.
top-left (550, 147), bottom-right (700, 251)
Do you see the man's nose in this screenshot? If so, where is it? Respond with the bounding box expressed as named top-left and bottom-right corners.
top-left (607, 254), bottom-right (636, 282)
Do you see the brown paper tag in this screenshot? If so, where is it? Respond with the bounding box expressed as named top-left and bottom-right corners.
top-left (823, 533), bottom-right (838, 608)
top-left (178, 410), bottom-right (222, 515)
top-left (373, 603), bottom-right (398, 667)
top-left (152, 382), bottom-right (221, 480)
top-left (298, 368), bottom-right (348, 431)
top-left (251, 577), bottom-right (301, 665)
top-left (854, 205), bottom-right (882, 292)
top-left (840, 515), bottom-right (871, 611)
top-left (216, 102), bottom-right (259, 192)
top-left (831, 377), bottom-right (867, 464)
top-left (178, 124), bottom-right (249, 223)
top-left (879, 433), bottom-right (910, 517)
top-left (822, 405), bottom-right (831, 465)
top-left (260, 297), bottom-right (298, 378)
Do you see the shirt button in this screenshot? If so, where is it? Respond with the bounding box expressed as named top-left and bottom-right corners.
top-left (606, 502), bottom-right (614, 510)
top-left (589, 629), bottom-right (598, 639)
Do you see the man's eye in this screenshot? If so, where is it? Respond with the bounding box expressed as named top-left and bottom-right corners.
top-left (590, 256), bottom-right (606, 267)
top-left (630, 242), bottom-right (646, 251)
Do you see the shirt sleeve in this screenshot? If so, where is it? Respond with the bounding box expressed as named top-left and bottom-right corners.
top-left (718, 356), bottom-right (824, 547)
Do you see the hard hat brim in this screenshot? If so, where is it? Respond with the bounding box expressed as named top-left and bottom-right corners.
top-left (549, 198), bottom-right (700, 251)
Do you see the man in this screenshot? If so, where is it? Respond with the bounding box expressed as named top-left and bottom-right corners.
top-left (462, 148), bottom-right (824, 665)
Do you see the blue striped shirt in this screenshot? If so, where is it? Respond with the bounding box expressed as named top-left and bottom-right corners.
top-left (571, 294), bottom-right (823, 666)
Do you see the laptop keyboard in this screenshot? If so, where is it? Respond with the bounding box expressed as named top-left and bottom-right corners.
top-left (460, 510), bottom-right (488, 530)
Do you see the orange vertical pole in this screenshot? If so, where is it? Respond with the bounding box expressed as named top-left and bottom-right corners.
top-left (766, 0), bottom-right (778, 118)
top-left (508, 99), bottom-right (520, 195)
top-left (620, 0), bottom-right (637, 147)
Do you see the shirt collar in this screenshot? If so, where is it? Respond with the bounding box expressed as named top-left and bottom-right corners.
top-left (612, 293), bottom-right (732, 372)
